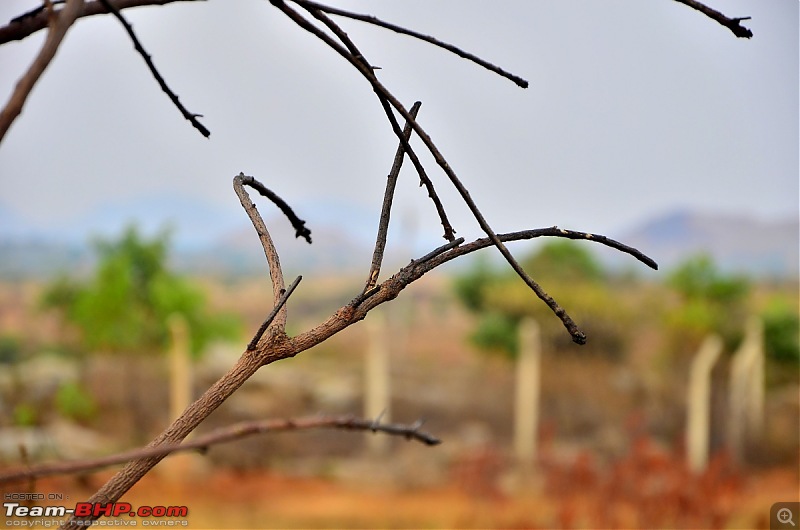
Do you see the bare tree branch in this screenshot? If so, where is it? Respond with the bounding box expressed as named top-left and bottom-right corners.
top-left (233, 173), bottom-right (287, 332)
top-left (0, 415), bottom-right (439, 484)
top-left (0, 0), bottom-right (84, 143)
top-left (273, 0), bottom-right (588, 344)
top-left (364, 101), bottom-right (421, 293)
top-left (294, 3), bottom-right (456, 243)
top-left (673, 0), bottom-right (753, 38)
top-left (0, 0), bottom-right (202, 45)
top-left (97, 0), bottom-right (210, 137)
top-left (290, 0), bottom-right (529, 88)
top-left (239, 175), bottom-right (312, 244)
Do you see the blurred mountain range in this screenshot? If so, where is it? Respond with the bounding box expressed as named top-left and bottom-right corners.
top-left (0, 197), bottom-right (797, 279)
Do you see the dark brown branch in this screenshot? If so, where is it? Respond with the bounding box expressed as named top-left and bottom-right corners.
top-left (364, 101), bottom-right (421, 293)
top-left (0, 0), bottom-right (202, 45)
top-left (289, 0), bottom-right (529, 88)
top-left (233, 173), bottom-right (287, 331)
top-left (239, 175), bottom-right (312, 243)
top-left (419, 227), bottom-right (658, 273)
top-left (295, 3), bottom-right (455, 243)
top-left (273, 0), bottom-right (586, 344)
top-left (0, 415), bottom-right (439, 483)
top-left (247, 275), bottom-right (302, 351)
top-left (0, 0), bottom-right (84, 143)
top-left (673, 0), bottom-right (753, 38)
top-left (97, 0), bottom-right (209, 137)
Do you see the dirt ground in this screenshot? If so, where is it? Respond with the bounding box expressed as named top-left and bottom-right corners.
top-left (13, 464), bottom-right (796, 529)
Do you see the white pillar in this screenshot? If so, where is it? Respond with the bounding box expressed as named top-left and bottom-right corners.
top-left (728, 316), bottom-right (764, 463)
top-left (365, 311), bottom-right (391, 455)
top-left (686, 334), bottom-right (723, 474)
top-left (162, 314), bottom-right (192, 483)
top-left (514, 318), bottom-right (541, 472)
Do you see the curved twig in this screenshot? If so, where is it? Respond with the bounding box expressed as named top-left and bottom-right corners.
top-left (0, 414), bottom-right (439, 483)
top-left (239, 175), bottom-right (312, 243)
top-left (233, 173), bottom-right (287, 331)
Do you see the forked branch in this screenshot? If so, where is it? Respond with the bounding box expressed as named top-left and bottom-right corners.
top-left (275, 0), bottom-right (588, 343)
top-left (0, 0), bottom-right (84, 143)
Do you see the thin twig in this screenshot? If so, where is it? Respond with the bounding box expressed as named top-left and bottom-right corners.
top-left (274, 0), bottom-right (587, 344)
top-left (0, 415), bottom-right (440, 483)
top-left (290, 0), bottom-right (529, 88)
top-left (233, 173), bottom-right (287, 331)
top-left (673, 0), bottom-right (753, 38)
top-left (0, 0), bottom-right (84, 143)
top-left (248, 275), bottom-right (302, 351)
top-left (97, 0), bottom-right (210, 137)
top-left (296, 3), bottom-right (455, 243)
top-left (240, 175), bottom-right (312, 243)
top-left (364, 101), bottom-right (422, 293)
top-left (411, 237), bottom-right (465, 266)
top-left (0, 0), bottom-right (202, 45)
top-left (410, 227), bottom-right (658, 275)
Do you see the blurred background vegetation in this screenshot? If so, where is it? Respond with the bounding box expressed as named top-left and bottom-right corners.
top-left (0, 227), bottom-right (796, 528)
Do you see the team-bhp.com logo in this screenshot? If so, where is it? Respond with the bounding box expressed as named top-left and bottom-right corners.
top-left (4, 501), bottom-right (189, 527)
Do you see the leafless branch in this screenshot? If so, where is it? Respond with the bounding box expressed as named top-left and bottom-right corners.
top-left (364, 101), bottom-right (421, 293)
top-left (238, 175), bottom-right (312, 244)
top-left (274, 0), bottom-right (587, 344)
top-left (0, 0), bottom-right (202, 45)
top-left (0, 415), bottom-right (440, 484)
top-left (247, 275), bottom-right (302, 351)
top-left (294, 3), bottom-right (456, 244)
top-left (416, 227), bottom-right (658, 274)
top-left (673, 0), bottom-right (753, 38)
top-left (290, 0), bottom-right (529, 88)
top-left (0, 0), bottom-right (84, 142)
top-left (97, 0), bottom-right (209, 137)
top-left (62, 215), bottom-right (655, 528)
top-left (233, 173), bottom-right (287, 331)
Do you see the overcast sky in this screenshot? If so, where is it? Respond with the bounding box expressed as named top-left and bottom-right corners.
top-left (0, 1), bottom-right (797, 250)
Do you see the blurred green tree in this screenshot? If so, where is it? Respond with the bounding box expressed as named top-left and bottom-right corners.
top-left (454, 241), bottom-right (627, 359)
top-left (760, 298), bottom-right (799, 365)
top-left (664, 254), bottom-right (750, 350)
top-left (42, 225), bottom-right (240, 358)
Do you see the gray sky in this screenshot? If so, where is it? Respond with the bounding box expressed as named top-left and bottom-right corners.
top-left (0, 1), bottom-right (797, 248)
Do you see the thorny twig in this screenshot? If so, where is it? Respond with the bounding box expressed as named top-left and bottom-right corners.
top-left (97, 0), bottom-right (210, 137)
top-left (0, 415), bottom-right (440, 484)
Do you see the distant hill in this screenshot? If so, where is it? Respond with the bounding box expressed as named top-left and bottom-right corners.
top-left (1, 199), bottom-right (797, 279)
top-left (617, 209), bottom-right (799, 277)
